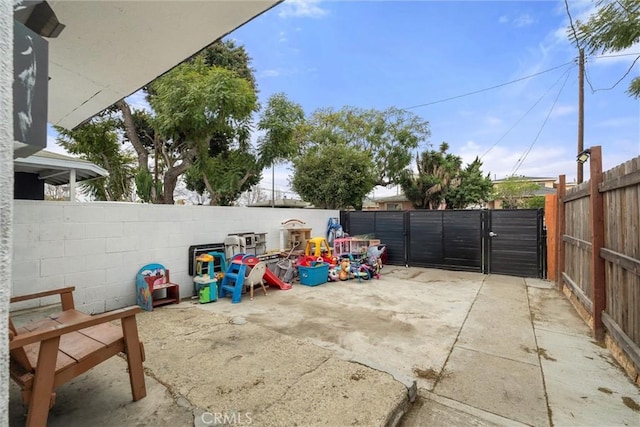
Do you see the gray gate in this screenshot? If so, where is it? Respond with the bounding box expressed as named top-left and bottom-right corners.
top-left (408, 210), bottom-right (484, 272)
top-left (486, 209), bottom-right (545, 278)
top-left (344, 211), bottom-right (406, 265)
top-left (341, 208), bottom-right (545, 278)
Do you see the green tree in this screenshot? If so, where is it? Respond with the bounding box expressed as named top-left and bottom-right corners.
top-left (55, 118), bottom-right (136, 201)
top-left (199, 40), bottom-right (257, 92)
top-left (446, 157), bottom-right (493, 209)
top-left (290, 144), bottom-right (376, 209)
top-left (573, 0), bottom-right (640, 98)
top-left (400, 142), bottom-right (462, 209)
top-left (298, 106), bottom-right (430, 187)
top-left (150, 58), bottom-right (258, 205)
top-left (524, 196), bottom-right (546, 209)
top-left (115, 40), bottom-right (261, 204)
top-left (493, 176), bottom-right (542, 209)
top-left (257, 93), bottom-right (306, 205)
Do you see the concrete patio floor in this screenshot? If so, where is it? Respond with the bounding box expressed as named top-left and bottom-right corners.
top-left (9, 267), bottom-right (640, 426)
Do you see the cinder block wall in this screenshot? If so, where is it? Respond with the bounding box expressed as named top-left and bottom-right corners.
top-left (12, 200), bottom-right (338, 313)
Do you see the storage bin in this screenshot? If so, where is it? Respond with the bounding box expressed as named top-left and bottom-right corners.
top-left (298, 263), bottom-right (329, 286)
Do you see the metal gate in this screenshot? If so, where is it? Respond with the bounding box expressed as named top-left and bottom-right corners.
top-left (343, 211), bottom-right (406, 265)
top-left (408, 210), bottom-right (484, 272)
top-left (341, 208), bottom-right (545, 278)
top-left (486, 209), bottom-right (545, 278)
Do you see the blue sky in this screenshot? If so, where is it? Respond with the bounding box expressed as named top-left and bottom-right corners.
top-left (48, 0), bottom-right (639, 200)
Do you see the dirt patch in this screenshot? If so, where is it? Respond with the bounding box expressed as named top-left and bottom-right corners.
top-left (412, 367), bottom-right (438, 380)
top-left (521, 345), bottom-right (533, 353)
top-left (597, 387), bottom-right (613, 394)
top-left (350, 369), bottom-right (368, 381)
top-left (622, 396), bottom-right (640, 412)
top-left (537, 348), bottom-right (557, 361)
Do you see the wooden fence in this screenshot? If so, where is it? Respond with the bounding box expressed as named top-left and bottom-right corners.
top-left (550, 147), bottom-right (640, 383)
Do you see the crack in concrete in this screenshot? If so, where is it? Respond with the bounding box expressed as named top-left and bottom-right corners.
top-left (526, 285), bottom-right (554, 427)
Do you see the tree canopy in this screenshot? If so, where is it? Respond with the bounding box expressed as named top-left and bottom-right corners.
top-left (400, 144), bottom-right (493, 209)
top-left (574, 0), bottom-right (640, 98)
top-left (296, 106), bottom-right (430, 187)
top-left (493, 176), bottom-right (543, 209)
top-left (400, 142), bottom-right (461, 209)
top-left (290, 144), bottom-right (377, 210)
top-left (55, 118), bottom-right (136, 201)
top-left (445, 157), bottom-right (493, 209)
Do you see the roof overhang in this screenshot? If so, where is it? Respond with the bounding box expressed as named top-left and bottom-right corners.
top-left (46, 0), bottom-right (281, 130)
top-left (14, 150), bottom-right (108, 185)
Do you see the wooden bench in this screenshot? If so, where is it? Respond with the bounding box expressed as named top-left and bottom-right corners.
top-left (9, 286), bottom-right (147, 426)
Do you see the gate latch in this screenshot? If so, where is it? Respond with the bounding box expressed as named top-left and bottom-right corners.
top-left (489, 231), bottom-right (498, 237)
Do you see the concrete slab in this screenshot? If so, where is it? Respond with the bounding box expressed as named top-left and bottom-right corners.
top-left (402, 391), bottom-right (530, 427)
top-left (9, 356), bottom-right (193, 427)
top-left (434, 346), bottom-right (549, 426)
top-left (135, 305), bottom-right (408, 426)
top-left (456, 275), bottom-right (539, 366)
top-left (527, 286), bottom-right (591, 337)
top-left (202, 267), bottom-right (484, 391)
top-left (9, 267), bottom-right (639, 427)
top-left (536, 329), bottom-right (640, 427)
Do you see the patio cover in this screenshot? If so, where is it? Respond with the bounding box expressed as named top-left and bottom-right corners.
top-left (14, 150), bottom-right (108, 200)
top-left (46, 0), bottom-right (281, 129)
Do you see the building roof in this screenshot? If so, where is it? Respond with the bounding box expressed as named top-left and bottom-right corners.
top-left (13, 150), bottom-right (108, 186)
top-left (492, 176), bottom-right (555, 183)
top-left (532, 187), bottom-right (557, 196)
top-left (46, 1), bottom-right (281, 129)
top-left (372, 194), bottom-right (409, 203)
top-left (248, 198), bottom-right (310, 208)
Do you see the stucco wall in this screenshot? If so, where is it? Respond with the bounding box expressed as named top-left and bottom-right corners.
top-left (12, 201), bottom-right (338, 313)
top-left (1, 0), bottom-right (13, 422)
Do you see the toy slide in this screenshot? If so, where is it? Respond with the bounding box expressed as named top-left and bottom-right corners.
top-left (239, 254), bottom-right (292, 290)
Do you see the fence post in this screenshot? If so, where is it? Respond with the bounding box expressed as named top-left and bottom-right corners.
top-left (555, 175), bottom-right (566, 290)
top-left (589, 146), bottom-right (606, 340)
top-left (544, 194), bottom-right (557, 281)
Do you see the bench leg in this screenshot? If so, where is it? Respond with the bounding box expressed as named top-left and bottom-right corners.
top-left (26, 336), bottom-right (59, 427)
top-left (121, 316), bottom-right (147, 401)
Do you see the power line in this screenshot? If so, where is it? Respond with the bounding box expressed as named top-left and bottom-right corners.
top-left (402, 61), bottom-right (575, 110)
top-left (481, 64), bottom-right (576, 160)
top-left (511, 70), bottom-right (572, 176)
top-left (585, 54), bottom-right (640, 93)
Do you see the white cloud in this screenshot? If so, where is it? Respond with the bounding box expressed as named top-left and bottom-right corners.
top-left (590, 45), bottom-right (640, 66)
top-left (498, 13), bottom-right (535, 28)
top-left (46, 132), bottom-right (68, 155)
top-left (259, 67), bottom-right (298, 78)
top-left (514, 13), bottom-right (534, 28)
top-left (279, 31), bottom-right (288, 42)
top-left (125, 91), bottom-right (151, 112)
top-left (549, 104), bottom-right (575, 118)
top-left (278, 0), bottom-right (328, 19)
top-left (261, 69), bottom-right (283, 77)
top-left (485, 116), bottom-right (503, 126)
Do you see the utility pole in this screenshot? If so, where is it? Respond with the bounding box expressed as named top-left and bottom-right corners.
top-left (577, 49), bottom-right (585, 183)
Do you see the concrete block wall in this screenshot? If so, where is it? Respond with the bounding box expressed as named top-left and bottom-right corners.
top-left (12, 200), bottom-right (338, 313)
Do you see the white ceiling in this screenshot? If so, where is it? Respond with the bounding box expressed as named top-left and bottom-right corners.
top-left (47, 0), bottom-right (280, 129)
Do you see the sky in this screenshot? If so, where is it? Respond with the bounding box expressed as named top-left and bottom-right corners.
top-left (47, 0), bottom-right (640, 200)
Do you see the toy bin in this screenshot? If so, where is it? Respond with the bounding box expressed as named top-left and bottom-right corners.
top-left (298, 263), bottom-right (329, 286)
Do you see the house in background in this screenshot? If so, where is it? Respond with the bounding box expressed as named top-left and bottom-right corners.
top-left (367, 176), bottom-right (579, 211)
top-left (488, 176), bottom-right (574, 209)
top-left (366, 194), bottom-right (414, 211)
